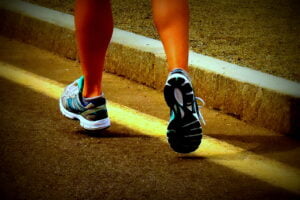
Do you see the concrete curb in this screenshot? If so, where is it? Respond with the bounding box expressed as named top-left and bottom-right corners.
top-left (1, 0), bottom-right (299, 134)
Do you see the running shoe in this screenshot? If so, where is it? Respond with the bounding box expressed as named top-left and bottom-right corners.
top-left (164, 69), bottom-right (205, 153)
top-left (59, 76), bottom-right (110, 130)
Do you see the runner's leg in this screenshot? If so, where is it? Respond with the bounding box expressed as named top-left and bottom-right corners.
top-left (151, 0), bottom-right (189, 72)
top-left (75, 0), bottom-right (113, 98)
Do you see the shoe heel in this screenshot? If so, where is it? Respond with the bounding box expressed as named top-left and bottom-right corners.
top-left (164, 75), bottom-right (193, 108)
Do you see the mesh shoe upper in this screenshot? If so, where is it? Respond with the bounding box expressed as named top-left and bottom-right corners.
top-left (60, 76), bottom-right (108, 121)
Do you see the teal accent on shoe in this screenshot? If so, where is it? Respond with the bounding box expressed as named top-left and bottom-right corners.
top-left (77, 76), bottom-right (84, 93)
top-left (170, 111), bottom-right (175, 121)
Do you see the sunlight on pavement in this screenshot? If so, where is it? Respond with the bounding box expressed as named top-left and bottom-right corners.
top-left (0, 61), bottom-right (299, 194)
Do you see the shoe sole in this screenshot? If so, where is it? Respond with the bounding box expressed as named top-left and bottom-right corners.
top-left (59, 98), bottom-right (111, 131)
top-left (164, 73), bottom-right (202, 153)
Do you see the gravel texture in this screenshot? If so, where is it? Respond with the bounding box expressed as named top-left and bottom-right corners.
top-left (24, 0), bottom-right (300, 82)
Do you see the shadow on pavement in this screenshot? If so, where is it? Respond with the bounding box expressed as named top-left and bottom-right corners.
top-left (208, 133), bottom-right (300, 168)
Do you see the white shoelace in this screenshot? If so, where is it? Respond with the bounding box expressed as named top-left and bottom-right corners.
top-left (196, 97), bottom-right (206, 126)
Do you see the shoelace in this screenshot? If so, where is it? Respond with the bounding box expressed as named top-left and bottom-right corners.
top-left (196, 97), bottom-right (206, 126)
top-left (64, 81), bottom-right (79, 97)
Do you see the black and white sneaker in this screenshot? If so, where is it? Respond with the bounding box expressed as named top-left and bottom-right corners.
top-left (164, 69), bottom-right (205, 153)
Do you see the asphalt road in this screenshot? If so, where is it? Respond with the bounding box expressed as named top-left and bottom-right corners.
top-left (0, 36), bottom-right (299, 199)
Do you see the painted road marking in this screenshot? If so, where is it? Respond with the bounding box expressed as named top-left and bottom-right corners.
top-left (0, 61), bottom-right (299, 194)
top-left (1, 0), bottom-right (300, 97)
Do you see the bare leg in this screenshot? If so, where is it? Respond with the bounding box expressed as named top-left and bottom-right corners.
top-left (151, 0), bottom-right (189, 72)
top-left (75, 0), bottom-right (113, 98)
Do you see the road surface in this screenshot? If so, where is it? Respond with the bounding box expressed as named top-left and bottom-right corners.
top-left (0, 36), bottom-right (299, 199)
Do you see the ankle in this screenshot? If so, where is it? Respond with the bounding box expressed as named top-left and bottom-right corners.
top-left (83, 88), bottom-right (102, 98)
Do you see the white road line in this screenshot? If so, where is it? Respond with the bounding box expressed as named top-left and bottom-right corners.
top-left (0, 61), bottom-right (299, 194)
top-left (1, 0), bottom-right (300, 98)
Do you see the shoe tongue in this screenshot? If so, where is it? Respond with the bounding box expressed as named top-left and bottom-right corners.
top-left (77, 76), bottom-right (84, 92)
